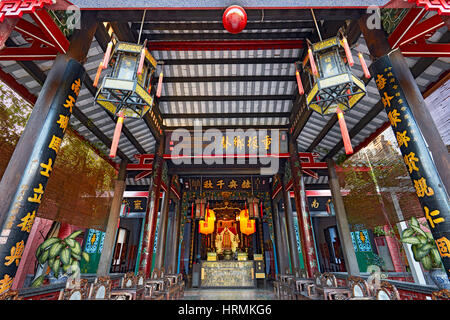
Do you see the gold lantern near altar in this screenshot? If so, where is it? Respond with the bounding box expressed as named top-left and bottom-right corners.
top-left (199, 209), bottom-right (215, 235)
top-left (239, 209), bottom-right (256, 236)
top-left (93, 37), bottom-right (160, 157)
top-left (299, 29), bottom-right (371, 155)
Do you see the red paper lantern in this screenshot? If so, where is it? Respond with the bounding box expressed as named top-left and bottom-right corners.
top-left (222, 5), bottom-right (247, 34)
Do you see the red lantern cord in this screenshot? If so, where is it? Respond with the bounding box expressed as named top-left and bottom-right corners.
top-left (137, 48), bottom-right (146, 75)
top-left (110, 112), bottom-right (125, 158)
top-left (102, 41), bottom-right (113, 69)
top-left (358, 52), bottom-right (371, 79)
top-left (156, 71), bottom-right (163, 97)
top-left (295, 67), bottom-right (305, 95)
top-left (308, 48), bottom-right (318, 76)
top-left (191, 202), bottom-right (194, 219)
top-left (336, 108), bottom-right (353, 155)
top-left (342, 37), bottom-right (354, 67)
top-left (93, 62), bottom-right (103, 87)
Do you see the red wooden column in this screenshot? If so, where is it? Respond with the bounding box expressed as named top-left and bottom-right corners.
top-left (138, 140), bottom-right (165, 278)
top-left (288, 142), bottom-right (319, 277)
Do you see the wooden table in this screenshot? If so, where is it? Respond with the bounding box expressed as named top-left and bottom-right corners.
top-left (110, 286), bottom-right (145, 300)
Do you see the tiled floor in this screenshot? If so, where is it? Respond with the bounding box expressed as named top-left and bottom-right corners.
top-left (183, 288), bottom-right (276, 300)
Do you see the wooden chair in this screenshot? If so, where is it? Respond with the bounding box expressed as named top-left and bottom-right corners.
top-left (166, 272), bottom-right (185, 299)
top-left (294, 270), bottom-right (314, 299)
top-left (88, 276), bottom-right (111, 300)
top-left (306, 272), bottom-right (323, 298)
top-left (278, 281), bottom-right (293, 300)
top-left (58, 279), bottom-right (89, 300)
top-left (273, 274), bottom-right (282, 299)
top-left (432, 289), bottom-right (450, 300)
top-left (0, 290), bottom-right (23, 300)
top-left (110, 272), bottom-right (145, 300)
top-left (177, 274), bottom-right (186, 298)
top-left (121, 272), bottom-right (137, 288)
top-left (322, 272), bottom-right (337, 287)
top-left (145, 268), bottom-right (169, 300)
top-left (307, 273), bottom-right (351, 300)
top-left (136, 270), bottom-right (146, 287)
top-left (375, 281), bottom-right (400, 300)
top-left (347, 276), bottom-right (374, 300)
top-left (320, 273), bottom-right (352, 300)
top-left (65, 278), bottom-right (89, 289)
top-left (152, 268), bottom-right (160, 279)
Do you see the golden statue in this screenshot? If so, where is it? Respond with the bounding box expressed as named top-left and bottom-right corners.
top-left (215, 226), bottom-right (239, 254)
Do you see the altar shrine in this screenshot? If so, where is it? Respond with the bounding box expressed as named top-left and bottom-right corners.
top-left (0, 0), bottom-right (449, 302)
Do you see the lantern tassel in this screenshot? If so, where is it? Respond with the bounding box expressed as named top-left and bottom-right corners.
top-left (137, 48), bottom-right (146, 75)
top-left (295, 67), bottom-right (304, 95)
top-left (308, 48), bottom-right (318, 76)
top-left (102, 41), bottom-right (113, 69)
top-left (336, 108), bottom-right (353, 155)
top-left (358, 52), bottom-right (371, 79)
top-left (93, 62), bottom-right (103, 87)
top-left (110, 112), bottom-right (125, 158)
top-left (156, 71), bottom-right (163, 98)
top-left (342, 36), bottom-right (354, 67)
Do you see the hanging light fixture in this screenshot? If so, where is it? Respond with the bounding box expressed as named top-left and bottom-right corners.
top-left (222, 5), bottom-right (247, 34)
top-left (199, 209), bottom-right (215, 235)
top-left (298, 13), bottom-right (369, 156)
top-left (195, 198), bottom-right (207, 219)
top-left (239, 208), bottom-right (256, 236)
top-left (247, 197), bottom-right (259, 219)
top-left (94, 11), bottom-right (161, 158)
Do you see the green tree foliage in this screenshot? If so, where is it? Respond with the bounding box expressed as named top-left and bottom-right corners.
top-left (0, 80), bottom-right (116, 230)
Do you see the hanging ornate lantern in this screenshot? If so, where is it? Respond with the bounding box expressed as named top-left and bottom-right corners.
top-left (94, 37), bottom-right (158, 157)
top-left (195, 198), bottom-right (207, 219)
top-left (301, 29), bottom-right (370, 155)
top-left (247, 197), bottom-right (259, 219)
